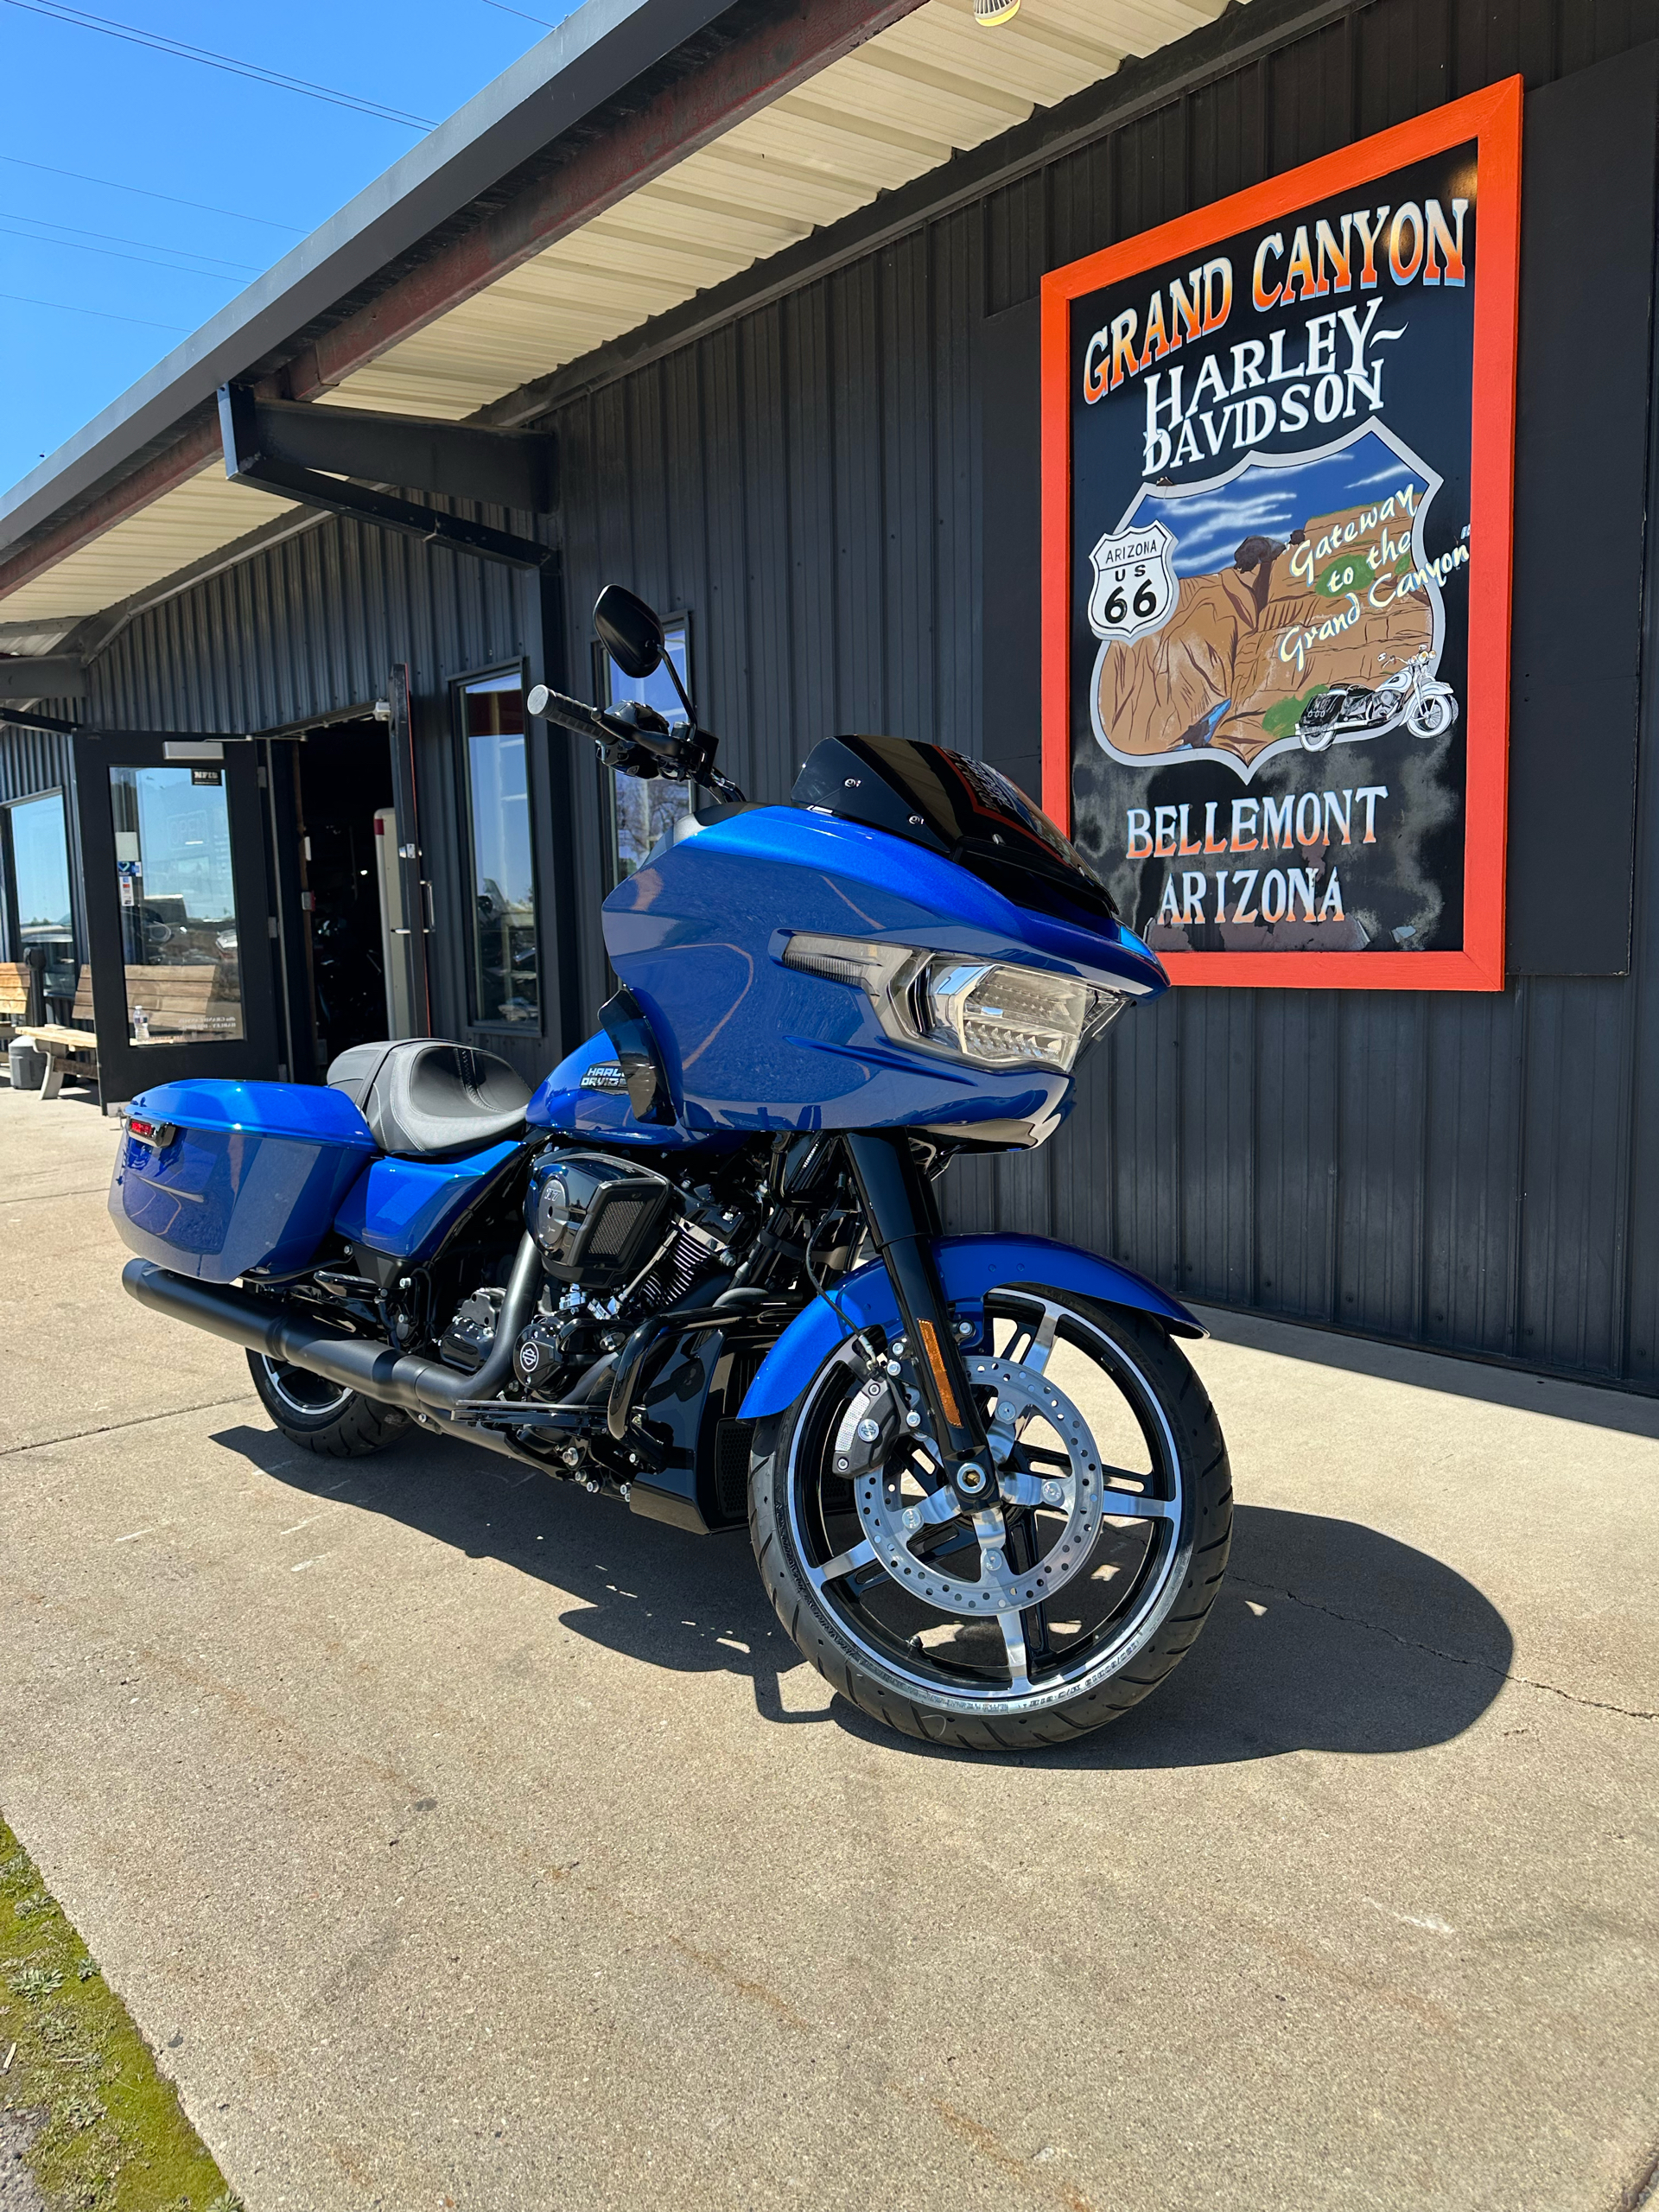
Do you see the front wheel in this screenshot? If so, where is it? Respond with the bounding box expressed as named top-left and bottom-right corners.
top-left (245, 1351), bottom-right (414, 1459)
top-left (1408, 690), bottom-right (1458, 739)
top-left (749, 1293), bottom-right (1231, 1750)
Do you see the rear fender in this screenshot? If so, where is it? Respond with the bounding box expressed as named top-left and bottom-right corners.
top-left (738, 1233), bottom-right (1203, 1421)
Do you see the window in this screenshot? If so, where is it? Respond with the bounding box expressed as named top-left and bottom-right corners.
top-left (3, 791), bottom-right (76, 1011)
top-left (459, 670), bottom-right (539, 1028)
top-left (109, 764), bottom-right (244, 1044)
top-left (598, 613), bottom-right (695, 885)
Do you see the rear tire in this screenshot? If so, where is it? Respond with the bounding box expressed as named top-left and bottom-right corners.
top-left (245, 1351), bottom-right (413, 1459)
top-left (749, 1299), bottom-right (1231, 1751)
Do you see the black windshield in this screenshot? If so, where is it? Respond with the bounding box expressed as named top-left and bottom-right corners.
top-left (791, 733), bottom-right (1119, 930)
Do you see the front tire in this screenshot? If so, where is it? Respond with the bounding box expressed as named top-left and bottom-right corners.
top-left (245, 1351), bottom-right (414, 1459)
top-left (749, 1294), bottom-right (1231, 1751)
top-left (1408, 690), bottom-right (1457, 738)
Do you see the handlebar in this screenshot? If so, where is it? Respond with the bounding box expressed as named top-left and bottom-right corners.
top-left (524, 682), bottom-right (745, 804)
top-left (524, 682), bottom-right (603, 736)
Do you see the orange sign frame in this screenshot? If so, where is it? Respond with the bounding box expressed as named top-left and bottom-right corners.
top-left (1041, 78), bottom-right (1523, 990)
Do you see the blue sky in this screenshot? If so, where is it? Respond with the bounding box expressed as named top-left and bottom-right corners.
top-left (1122, 435), bottom-right (1431, 575)
top-left (0, 0), bottom-right (575, 496)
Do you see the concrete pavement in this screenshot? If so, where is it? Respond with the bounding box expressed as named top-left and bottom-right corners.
top-left (0, 1081), bottom-right (1655, 2212)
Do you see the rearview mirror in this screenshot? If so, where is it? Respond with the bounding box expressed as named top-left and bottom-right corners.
top-left (594, 585), bottom-right (664, 681)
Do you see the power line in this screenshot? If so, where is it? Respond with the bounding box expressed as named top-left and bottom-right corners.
top-left (0, 207), bottom-right (260, 275)
top-left (0, 219), bottom-right (242, 282)
top-left (478, 0), bottom-right (558, 25)
top-left (2, 0), bottom-right (438, 130)
top-left (0, 289), bottom-right (185, 332)
top-left (0, 153), bottom-right (302, 233)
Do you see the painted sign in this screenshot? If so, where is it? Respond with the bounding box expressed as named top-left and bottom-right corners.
top-left (1042, 81), bottom-right (1522, 988)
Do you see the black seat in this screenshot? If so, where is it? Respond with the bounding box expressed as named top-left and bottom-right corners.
top-left (326, 1039), bottom-right (531, 1157)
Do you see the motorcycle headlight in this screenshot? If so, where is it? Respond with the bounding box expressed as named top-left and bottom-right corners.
top-left (780, 932), bottom-right (1125, 1073)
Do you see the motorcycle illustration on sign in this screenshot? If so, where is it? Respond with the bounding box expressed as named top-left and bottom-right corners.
top-left (1085, 422), bottom-right (1453, 784)
top-left (1295, 647), bottom-right (1459, 752)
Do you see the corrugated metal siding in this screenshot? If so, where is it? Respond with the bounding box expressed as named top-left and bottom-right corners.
top-left (547, 0), bottom-right (1659, 1390)
top-left (46, 0), bottom-right (1659, 1387)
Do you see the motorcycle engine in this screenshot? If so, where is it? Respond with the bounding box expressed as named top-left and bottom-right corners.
top-left (438, 1286), bottom-right (505, 1373)
top-left (527, 1150), bottom-right (677, 1289)
top-left (513, 1315), bottom-right (569, 1395)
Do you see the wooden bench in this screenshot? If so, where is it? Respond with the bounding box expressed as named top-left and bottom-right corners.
top-left (130, 965), bottom-right (223, 1038)
top-left (0, 963), bottom-right (31, 1047)
top-left (19, 1022), bottom-right (98, 1100)
top-left (22, 964), bottom-right (233, 1103)
top-left (21, 969), bottom-right (97, 1098)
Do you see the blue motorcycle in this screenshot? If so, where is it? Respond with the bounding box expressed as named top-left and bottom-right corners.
top-left (112, 587), bottom-right (1231, 1750)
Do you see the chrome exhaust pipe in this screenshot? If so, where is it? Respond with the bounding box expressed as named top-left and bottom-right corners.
top-left (120, 1233), bottom-right (543, 1420)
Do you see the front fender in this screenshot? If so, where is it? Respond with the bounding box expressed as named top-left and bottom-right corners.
top-left (738, 1233), bottom-right (1203, 1421)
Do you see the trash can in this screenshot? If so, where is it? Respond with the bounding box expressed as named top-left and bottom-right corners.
top-left (8, 1037), bottom-right (46, 1091)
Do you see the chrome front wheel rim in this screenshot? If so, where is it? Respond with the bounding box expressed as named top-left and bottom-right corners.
top-left (784, 1293), bottom-right (1190, 1715)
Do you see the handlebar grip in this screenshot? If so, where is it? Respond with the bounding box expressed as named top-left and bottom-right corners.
top-left (524, 683), bottom-right (601, 736)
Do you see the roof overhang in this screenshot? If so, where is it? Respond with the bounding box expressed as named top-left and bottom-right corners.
top-left (0, 0), bottom-right (1243, 630)
top-left (0, 0), bottom-right (745, 548)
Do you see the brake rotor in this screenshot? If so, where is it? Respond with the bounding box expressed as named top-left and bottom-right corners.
top-left (829, 1354), bottom-right (1108, 1617)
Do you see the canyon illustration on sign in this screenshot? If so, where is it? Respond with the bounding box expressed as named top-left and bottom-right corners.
top-left (1041, 83), bottom-right (1521, 989)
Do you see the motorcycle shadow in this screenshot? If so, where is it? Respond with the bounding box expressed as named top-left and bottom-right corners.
top-left (216, 1423), bottom-right (1513, 1769)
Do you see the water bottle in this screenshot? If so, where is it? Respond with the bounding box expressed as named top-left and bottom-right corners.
top-left (132, 1004), bottom-right (149, 1042)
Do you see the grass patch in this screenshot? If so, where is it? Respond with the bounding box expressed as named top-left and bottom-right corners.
top-left (0, 1815), bottom-right (238, 2212)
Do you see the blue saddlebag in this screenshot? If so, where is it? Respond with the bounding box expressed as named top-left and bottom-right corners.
top-left (108, 1078), bottom-right (378, 1283)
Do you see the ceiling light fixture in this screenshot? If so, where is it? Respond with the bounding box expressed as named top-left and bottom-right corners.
top-left (975, 0), bottom-right (1020, 21)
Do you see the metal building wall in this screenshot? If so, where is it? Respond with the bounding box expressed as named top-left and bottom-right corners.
top-left (547, 0), bottom-right (1659, 1389)
top-left (76, 506), bottom-right (570, 1087)
top-left (50, 0), bottom-right (1659, 1385)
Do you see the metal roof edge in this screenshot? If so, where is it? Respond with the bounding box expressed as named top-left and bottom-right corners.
top-left (478, 0), bottom-right (1351, 427)
top-left (0, 0), bottom-right (737, 554)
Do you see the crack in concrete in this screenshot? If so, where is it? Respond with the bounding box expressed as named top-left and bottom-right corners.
top-left (0, 1396), bottom-right (257, 1460)
top-left (0, 1186), bottom-right (115, 1206)
top-left (1616, 2137), bottom-right (1659, 2212)
top-left (1232, 1575), bottom-right (1658, 1722)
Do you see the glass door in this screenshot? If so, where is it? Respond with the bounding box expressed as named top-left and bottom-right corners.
top-left (1, 790), bottom-right (77, 1021)
top-left (73, 733), bottom-right (280, 1104)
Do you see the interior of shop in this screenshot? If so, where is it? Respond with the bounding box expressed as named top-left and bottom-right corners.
top-left (291, 720), bottom-right (397, 1075)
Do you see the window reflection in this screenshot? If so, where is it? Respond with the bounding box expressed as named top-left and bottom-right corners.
top-left (4, 791), bottom-right (77, 1014)
top-left (461, 672), bottom-right (539, 1027)
top-left (109, 764), bottom-right (244, 1044)
top-left (601, 616), bottom-right (695, 884)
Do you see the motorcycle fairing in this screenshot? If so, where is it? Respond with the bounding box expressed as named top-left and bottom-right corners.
top-left (600, 805), bottom-right (1165, 1138)
top-left (526, 1029), bottom-right (747, 1151)
top-left (790, 732), bottom-right (1121, 933)
top-left (738, 1233), bottom-right (1205, 1420)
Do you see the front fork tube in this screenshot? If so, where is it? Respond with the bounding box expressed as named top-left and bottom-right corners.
top-left (842, 1132), bottom-right (995, 1511)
